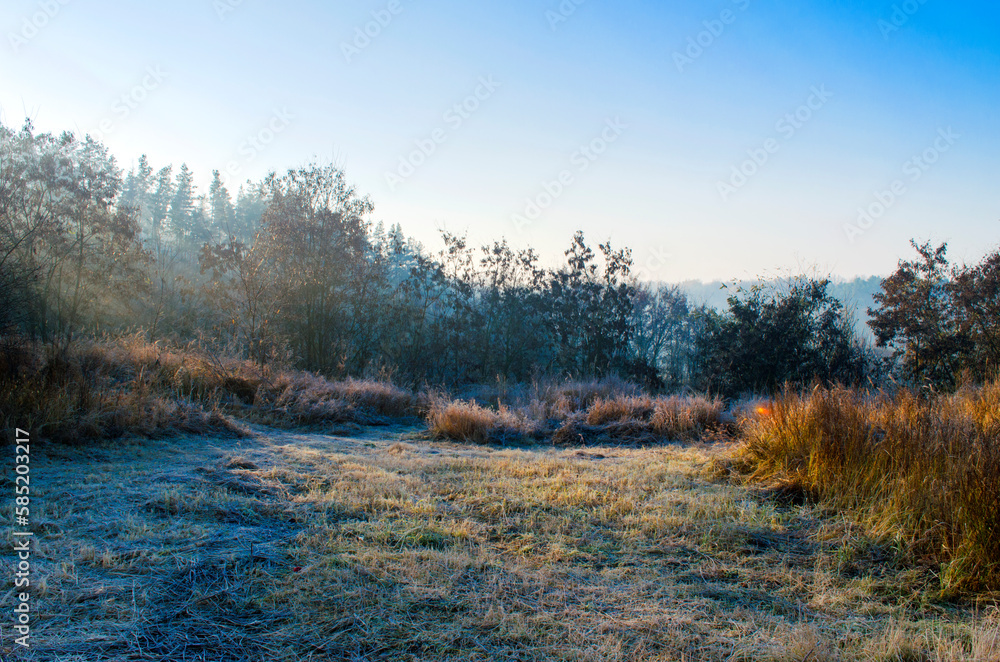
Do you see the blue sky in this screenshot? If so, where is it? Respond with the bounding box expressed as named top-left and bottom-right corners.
top-left (2, 0), bottom-right (998, 281)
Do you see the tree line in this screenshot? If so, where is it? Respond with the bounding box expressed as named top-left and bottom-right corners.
top-left (1, 120), bottom-right (996, 394)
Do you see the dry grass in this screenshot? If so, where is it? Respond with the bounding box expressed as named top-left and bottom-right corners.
top-left (429, 387), bottom-right (728, 446)
top-left (737, 382), bottom-right (1000, 593)
top-left (426, 400), bottom-right (540, 444)
top-left (0, 335), bottom-right (244, 443)
top-left (8, 426), bottom-right (999, 661)
top-left (264, 373), bottom-right (422, 425)
top-left (460, 375), bottom-right (643, 420)
top-left (0, 333), bottom-right (424, 443)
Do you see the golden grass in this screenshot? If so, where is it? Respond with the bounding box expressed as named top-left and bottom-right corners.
top-left (0, 333), bottom-right (423, 443)
top-left (0, 336), bottom-right (244, 443)
top-left (429, 385), bottom-right (728, 446)
top-left (426, 399), bottom-right (539, 444)
top-left (586, 394), bottom-right (726, 436)
top-left (737, 382), bottom-right (1000, 592)
top-left (12, 427), bottom-right (999, 661)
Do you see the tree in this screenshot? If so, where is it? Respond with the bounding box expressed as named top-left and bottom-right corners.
top-left (696, 277), bottom-right (870, 396)
top-left (148, 166), bottom-right (173, 242)
top-left (0, 120), bottom-right (52, 332)
top-left (121, 154), bottom-right (153, 214)
top-left (168, 163), bottom-right (205, 245)
top-left (201, 164), bottom-right (380, 375)
top-left (949, 247), bottom-right (1000, 381)
top-left (0, 120), bottom-right (148, 339)
top-left (868, 241), bottom-right (968, 388)
top-left (546, 232), bottom-right (637, 377)
top-left (201, 235), bottom-right (287, 370)
top-left (208, 170), bottom-right (236, 240)
top-left (633, 284), bottom-right (699, 389)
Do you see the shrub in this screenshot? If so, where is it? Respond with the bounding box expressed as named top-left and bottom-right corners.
top-left (695, 277), bottom-right (873, 397)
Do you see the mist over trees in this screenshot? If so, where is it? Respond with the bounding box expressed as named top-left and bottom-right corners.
top-left (2, 119), bottom-right (996, 395)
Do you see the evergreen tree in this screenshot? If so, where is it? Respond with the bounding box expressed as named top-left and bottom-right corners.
top-left (148, 166), bottom-right (174, 241)
top-left (121, 154), bottom-right (153, 215)
top-left (209, 170), bottom-right (236, 240)
top-left (168, 163), bottom-right (196, 243)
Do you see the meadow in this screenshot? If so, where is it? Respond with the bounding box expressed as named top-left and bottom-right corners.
top-left (2, 336), bottom-right (999, 661)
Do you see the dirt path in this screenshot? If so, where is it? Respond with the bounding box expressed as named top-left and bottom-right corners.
top-left (2, 427), bottom-right (996, 661)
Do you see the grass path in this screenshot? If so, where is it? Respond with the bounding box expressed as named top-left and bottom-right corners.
top-left (2, 428), bottom-right (997, 661)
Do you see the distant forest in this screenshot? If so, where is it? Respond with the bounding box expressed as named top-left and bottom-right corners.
top-left (2, 120), bottom-right (997, 395)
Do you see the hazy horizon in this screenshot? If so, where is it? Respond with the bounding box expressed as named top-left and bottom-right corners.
top-left (3, 0), bottom-right (998, 281)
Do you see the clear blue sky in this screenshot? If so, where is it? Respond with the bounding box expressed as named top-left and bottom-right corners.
top-left (2, 0), bottom-right (998, 281)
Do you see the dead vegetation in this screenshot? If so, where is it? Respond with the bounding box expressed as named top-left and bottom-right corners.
top-left (735, 382), bottom-right (1000, 593)
top-left (6, 336), bottom-right (1000, 659)
top-left (5, 428), bottom-right (999, 661)
top-left (0, 334), bottom-right (423, 444)
top-left (3, 336), bottom-right (728, 449)
top-left (428, 379), bottom-right (730, 446)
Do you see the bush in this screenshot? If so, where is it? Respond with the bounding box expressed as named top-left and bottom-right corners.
top-left (0, 336), bottom-right (244, 444)
top-left (428, 386), bottom-right (727, 446)
top-left (695, 277), bottom-right (873, 397)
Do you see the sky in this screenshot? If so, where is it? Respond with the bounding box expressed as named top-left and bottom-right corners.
top-left (2, 0), bottom-right (998, 282)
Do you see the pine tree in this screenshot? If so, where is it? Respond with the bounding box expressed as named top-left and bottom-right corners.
top-left (122, 154), bottom-right (153, 210)
top-left (168, 163), bottom-right (196, 242)
top-left (148, 166), bottom-right (174, 241)
top-left (209, 170), bottom-right (236, 240)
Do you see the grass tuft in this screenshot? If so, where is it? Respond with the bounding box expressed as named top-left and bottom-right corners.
top-left (429, 387), bottom-right (728, 446)
top-left (426, 399), bottom-right (537, 444)
top-left (737, 383), bottom-right (1000, 592)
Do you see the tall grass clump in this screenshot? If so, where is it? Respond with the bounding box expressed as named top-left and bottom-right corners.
top-left (426, 399), bottom-right (538, 444)
top-left (739, 383), bottom-right (1000, 592)
top-left (429, 384), bottom-right (727, 446)
top-left (0, 333), bottom-right (425, 443)
top-left (0, 336), bottom-right (244, 443)
top-left (556, 393), bottom-right (727, 444)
